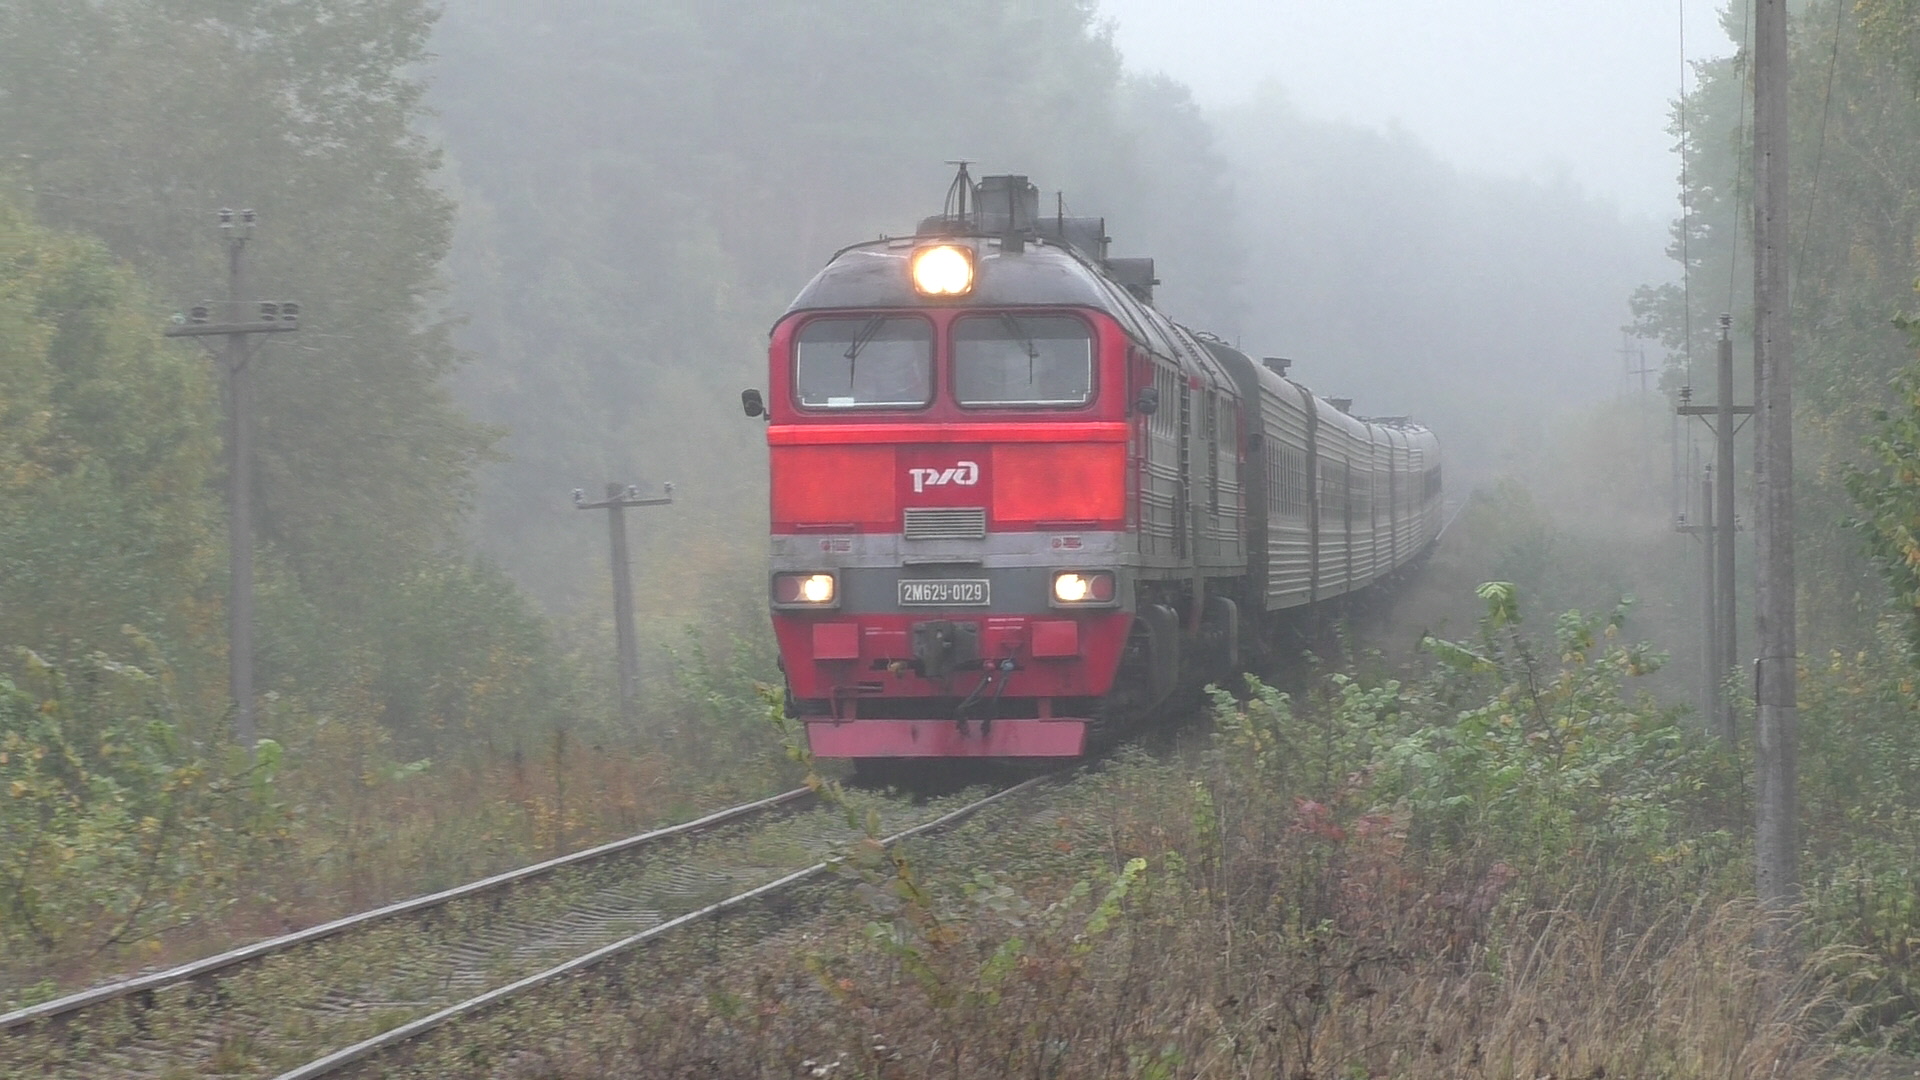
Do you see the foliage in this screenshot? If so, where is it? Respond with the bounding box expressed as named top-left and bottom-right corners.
top-left (0, 0), bottom-right (491, 593)
top-left (358, 558), bottom-right (575, 761)
top-left (0, 649), bottom-right (280, 977)
top-left (532, 586), bottom-right (1846, 1080)
top-left (431, 0), bottom-right (1240, 614)
top-left (1847, 355), bottom-right (1920, 656)
top-left (1631, 0), bottom-right (1920, 650)
top-left (0, 0), bottom-right (525, 745)
top-left (1796, 617), bottom-right (1920, 1034)
top-left (0, 192), bottom-right (222, 695)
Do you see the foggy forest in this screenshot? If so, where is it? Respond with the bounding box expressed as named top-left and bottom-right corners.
top-left (6, 1), bottom-right (1920, 1076)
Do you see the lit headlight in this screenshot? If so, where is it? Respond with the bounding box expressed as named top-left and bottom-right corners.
top-left (910, 244), bottom-right (974, 296)
top-left (774, 572), bottom-right (838, 607)
top-left (1051, 571), bottom-right (1116, 606)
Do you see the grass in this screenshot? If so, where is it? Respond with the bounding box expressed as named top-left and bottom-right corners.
top-left (353, 744), bottom-right (1855, 1080)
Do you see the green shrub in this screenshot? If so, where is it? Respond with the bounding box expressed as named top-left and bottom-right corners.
top-left (0, 647), bottom-right (280, 991)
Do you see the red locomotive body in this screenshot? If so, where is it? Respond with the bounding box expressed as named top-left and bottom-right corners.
top-left (750, 171), bottom-right (1442, 763)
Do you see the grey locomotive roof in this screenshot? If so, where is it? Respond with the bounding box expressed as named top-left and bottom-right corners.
top-left (778, 231), bottom-right (1433, 441)
top-left (782, 238), bottom-right (1126, 317)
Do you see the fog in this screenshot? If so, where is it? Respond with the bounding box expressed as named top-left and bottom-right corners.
top-left (409, 1), bottom-right (1698, 634)
top-left (1098, 0), bottom-right (1733, 219)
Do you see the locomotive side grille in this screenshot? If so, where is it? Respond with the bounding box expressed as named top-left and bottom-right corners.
top-left (903, 507), bottom-right (987, 540)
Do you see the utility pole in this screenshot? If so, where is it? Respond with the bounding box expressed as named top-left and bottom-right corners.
top-left (1752, 0), bottom-right (1798, 913)
top-left (573, 482), bottom-right (673, 720)
top-left (1679, 465), bottom-right (1720, 729)
top-left (1677, 315), bottom-right (1749, 742)
top-left (164, 210), bottom-right (298, 750)
top-left (1618, 334), bottom-right (1657, 395)
top-left (1714, 317), bottom-right (1739, 741)
top-left (1703, 467), bottom-right (1720, 728)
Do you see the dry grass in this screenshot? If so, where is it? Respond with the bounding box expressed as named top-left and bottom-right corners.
top-left (2, 720), bottom-right (797, 1000)
top-left (480, 755), bottom-right (1855, 1080)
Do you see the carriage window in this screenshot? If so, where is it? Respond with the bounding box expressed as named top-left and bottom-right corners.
top-left (953, 314), bottom-right (1093, 407)
top-left (794, 316), bottom-right (933, 408)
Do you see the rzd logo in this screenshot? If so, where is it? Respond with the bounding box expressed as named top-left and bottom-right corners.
top-left (908, 461), bottom-right (980, 494)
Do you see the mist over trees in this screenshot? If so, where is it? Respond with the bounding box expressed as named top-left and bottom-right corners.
top-left (1632, 0), bottom-right (1920, 651)
top-left (0, 0), bottom-right (550, 746)
top-left (1221, 89), bottom-right (1667, 478)
top-left (428, 0), bottom-right (1662, 626)
top-left (0, 0), bottom-right (1763, 991)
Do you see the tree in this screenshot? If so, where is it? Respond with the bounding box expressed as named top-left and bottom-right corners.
top-left (0, 191), bottom-right (222, 690)
top-left (431, 0), bottom-right (1238, 623)
top-left (0, 0), bottom-right (493, 623)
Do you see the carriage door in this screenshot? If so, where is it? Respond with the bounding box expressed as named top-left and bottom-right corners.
top-left (1176, 376), bottom-right (1192, 559)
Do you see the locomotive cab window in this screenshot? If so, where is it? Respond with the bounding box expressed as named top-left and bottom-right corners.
top-left (794, 316), bottom-right (933, 408)
top-left (952, 314), bottom-right (1093, 407)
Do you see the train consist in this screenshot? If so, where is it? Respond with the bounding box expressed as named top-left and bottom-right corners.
top-left (744, 169), bottom-right (1442, 763)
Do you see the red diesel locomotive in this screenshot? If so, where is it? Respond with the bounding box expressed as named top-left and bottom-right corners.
top-left (743, 170), bottom-right (1442, 762)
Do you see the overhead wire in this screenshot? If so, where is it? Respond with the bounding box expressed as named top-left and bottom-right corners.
top-left (1679, 0), bottom-right (1696, 525)
top-left (1793, 0), bottom-right (1847, 287)
top-left (1728, 0), bottom-right (1754, 320)
top-left (1681, 0), bottom-right (1697, 386)
top-left (1681, 0), bottom-right (1693, 388)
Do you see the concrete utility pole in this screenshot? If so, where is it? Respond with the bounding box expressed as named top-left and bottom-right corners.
top-left (1677, 315), bottom-right (1749, 743)
top-left (573, 482), bottom-right (673, 720)
top-left (1715, 319), bottom-right (1739, 741)
top-left (164, 210), bottom-right (298, 750)
top-left (1689, 465), bottom-right (1719, 728)
top-left (1752, 0), bottom-right (1799, 913)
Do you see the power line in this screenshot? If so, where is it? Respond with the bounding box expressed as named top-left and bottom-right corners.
top-left (1681, 0), bottom-right (1694, 385)
top-left (1727, 0), bottom-right (1754, 322)
top-left (1793, 0), bottom-right (1847, 285)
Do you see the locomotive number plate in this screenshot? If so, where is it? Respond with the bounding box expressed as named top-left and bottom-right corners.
top-left (898, 579), bottom-right (990, 606)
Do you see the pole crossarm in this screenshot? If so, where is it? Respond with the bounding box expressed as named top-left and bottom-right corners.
top-left (164, 322), bottom-right (300, 338)
top-left (574, 494), bottom-right (673, 510)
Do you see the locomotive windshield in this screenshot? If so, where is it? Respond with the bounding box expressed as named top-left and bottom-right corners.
top-left (953, 314), bottom-right (1093, 407)
top-left (794, 315), bottom-right (933, 408)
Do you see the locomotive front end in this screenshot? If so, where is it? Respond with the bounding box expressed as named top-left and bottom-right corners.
top-left (763, 226), bottom-right (1140, 760)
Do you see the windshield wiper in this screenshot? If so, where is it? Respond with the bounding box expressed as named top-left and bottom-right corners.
top-left (1001, 314), bottom-right (1040, 385)
top-left (843, 316), bottom-right (886, 374)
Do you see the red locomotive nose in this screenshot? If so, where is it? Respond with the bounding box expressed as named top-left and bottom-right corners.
top-left (754, 168), bottom-right (1442, 765)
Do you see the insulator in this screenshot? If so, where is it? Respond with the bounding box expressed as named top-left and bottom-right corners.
top-left (190, 304), bottom-right (209, 323)
top-left (279, 302), bottom-right (300, 322)
top-left (259, 302), bottom-right (279, 321)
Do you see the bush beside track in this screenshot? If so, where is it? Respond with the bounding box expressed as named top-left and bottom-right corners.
top-left (464, 585), bottom-right (1869, 1080)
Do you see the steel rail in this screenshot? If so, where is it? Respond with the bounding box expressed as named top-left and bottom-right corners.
top-left (272, 774), bottom-right (1053, 1080)
top-left (1432, 496), bottom-right (1468, 545)
top-left (0, 786), bottom-right (814, 1034)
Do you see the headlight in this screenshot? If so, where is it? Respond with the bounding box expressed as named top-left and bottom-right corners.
top-left (1051, 571), bottom-right (1116, 606)
top-left (774, 572), bottom-right (838, 607)
top-left (910, 244), bottom-right (974, 296)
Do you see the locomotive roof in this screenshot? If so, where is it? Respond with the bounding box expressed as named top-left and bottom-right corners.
top-left (779, 227), bottom-right (1435, 444)
top-left (782, 236), bottom-right (1134, 318)
top-left (780, 235), bottom-right (1247, 387)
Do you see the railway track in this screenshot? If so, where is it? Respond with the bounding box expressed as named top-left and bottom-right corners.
top-left (2, 780), bottom-right (1046, 1079)
top-left (0, 780), bottom-right (894, 1076)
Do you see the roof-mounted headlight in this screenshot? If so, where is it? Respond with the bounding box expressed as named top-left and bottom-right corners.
top-left (910, 244), bottom-right (974, 297)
